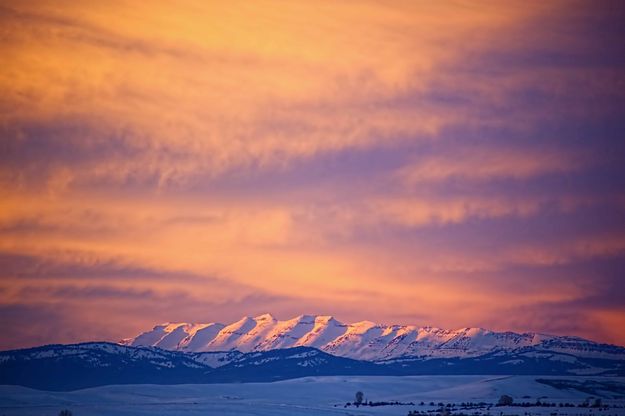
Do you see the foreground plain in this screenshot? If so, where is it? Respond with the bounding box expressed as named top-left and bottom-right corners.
top-left (1, 375), bottom-right (624, 416)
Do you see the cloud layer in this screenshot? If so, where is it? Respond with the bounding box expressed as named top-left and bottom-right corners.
top-left (1, 0), bottom-right (625, 349)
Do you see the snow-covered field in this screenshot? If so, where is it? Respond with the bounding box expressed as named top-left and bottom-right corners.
top-left (1, 375), bottom-right (624, 416)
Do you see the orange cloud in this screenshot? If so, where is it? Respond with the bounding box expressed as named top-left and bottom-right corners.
top-left (0, 0), bottom-right (561, 190)
top-left (397, 147), bottom-right (586, 183)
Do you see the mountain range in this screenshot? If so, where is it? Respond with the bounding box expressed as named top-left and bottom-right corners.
top-left (122, 314), bottom-right (625, 362)
top-left (1, 314), bottom-right (624, 391)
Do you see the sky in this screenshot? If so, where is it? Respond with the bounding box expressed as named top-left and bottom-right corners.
top-left (1, 0), bottom-right (625, 350)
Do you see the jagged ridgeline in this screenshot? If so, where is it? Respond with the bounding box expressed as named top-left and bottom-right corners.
top-left (122, 314), bottom-right (625, 362)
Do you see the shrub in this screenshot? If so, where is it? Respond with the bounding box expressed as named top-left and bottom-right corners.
top-left (497, 395), bottom-right (514, 406)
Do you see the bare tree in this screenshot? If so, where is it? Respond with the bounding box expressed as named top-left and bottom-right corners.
top-left (355, 391), bottom-right (364, 407)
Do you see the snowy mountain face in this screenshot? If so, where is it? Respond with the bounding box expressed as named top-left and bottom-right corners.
top-left (121, 314), bottom-right (624, 362)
